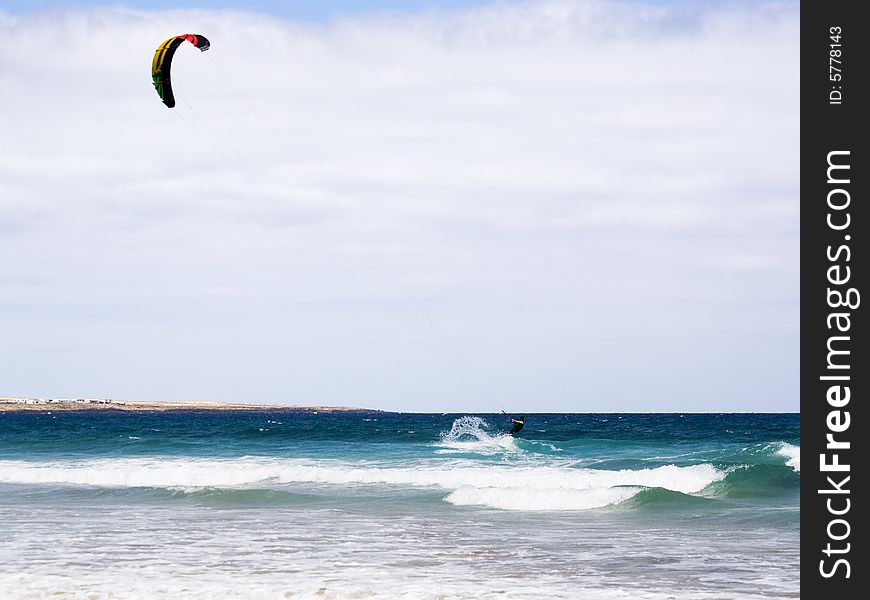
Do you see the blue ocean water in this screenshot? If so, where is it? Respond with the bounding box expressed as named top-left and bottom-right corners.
top-left (0, 411), bottom-right (799, 599)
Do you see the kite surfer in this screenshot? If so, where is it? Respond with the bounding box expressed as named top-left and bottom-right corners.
top-left (506, 414), bottom-right (525, 435)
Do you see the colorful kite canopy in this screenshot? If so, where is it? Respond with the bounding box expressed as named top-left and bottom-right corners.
top-left (151, 34), bottom-right (211, 108)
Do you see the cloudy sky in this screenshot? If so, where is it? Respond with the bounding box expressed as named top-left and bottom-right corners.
top-left (0, 0), bottom-right (799, 412)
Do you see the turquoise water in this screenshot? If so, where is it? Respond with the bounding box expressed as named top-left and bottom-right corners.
top-left (0, 411), bottom-right (799, 599)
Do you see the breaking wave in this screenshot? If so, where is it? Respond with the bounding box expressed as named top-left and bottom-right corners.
top-left (775, 442), bottom-right (800, 472)
top-left (0, 457), bottom-right (726, 512)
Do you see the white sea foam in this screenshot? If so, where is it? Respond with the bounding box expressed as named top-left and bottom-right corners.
top-left (775, 442), bottom-right (800, 472)
top-left (0, 577), bottom-right (754, 600)
top-left (433, 415), bottom-right (520, 455)
top-left (525, 440), bottom-right (564, 452)
top-left (0, 458), bottom-right (725, 511)
top-left (445, 485), bottom-right (642, 511)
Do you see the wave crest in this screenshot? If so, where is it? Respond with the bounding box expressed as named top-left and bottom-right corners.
top-left (775, 442), bottom-right (800, 472)
top-left (0, 458), bottom-right (726, 512)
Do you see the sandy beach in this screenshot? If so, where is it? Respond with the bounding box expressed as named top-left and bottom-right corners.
top-left (0, 397), bottom-right (366, 412)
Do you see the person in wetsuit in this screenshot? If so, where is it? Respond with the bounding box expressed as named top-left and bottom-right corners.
top-left (508, 415), bottom-right (525, 435)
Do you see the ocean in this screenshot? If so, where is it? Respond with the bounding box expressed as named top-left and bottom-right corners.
top-left (0, 410), bottom-right (799, 599)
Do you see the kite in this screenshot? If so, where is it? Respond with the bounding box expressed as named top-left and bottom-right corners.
top-left (151, 34), bottom-right (210, 108)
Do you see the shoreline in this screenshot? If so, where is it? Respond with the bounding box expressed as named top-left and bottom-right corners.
top-left (0, 397), bottom-right (371, 413)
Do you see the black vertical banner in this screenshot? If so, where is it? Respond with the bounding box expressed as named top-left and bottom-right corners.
top-left (802, 2), bottom-right (867, 597)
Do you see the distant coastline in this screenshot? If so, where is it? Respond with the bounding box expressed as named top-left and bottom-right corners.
top-left (0, 397), bottom-right (369, 412)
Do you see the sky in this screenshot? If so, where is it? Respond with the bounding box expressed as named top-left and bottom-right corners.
top-left (0, 0), bottom-right (799, 412)
top-left (2, 1), bottom-right (489, 20)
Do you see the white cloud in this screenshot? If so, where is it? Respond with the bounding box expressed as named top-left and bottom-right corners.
top-left (0, 1), bottom-right (799, 411)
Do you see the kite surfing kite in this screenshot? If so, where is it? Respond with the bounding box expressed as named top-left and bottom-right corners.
top-left (151, 34), bottom-right (210, 108)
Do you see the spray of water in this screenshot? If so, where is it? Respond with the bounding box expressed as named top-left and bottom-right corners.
top-left (435, 416), bottom-right (518, 455)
